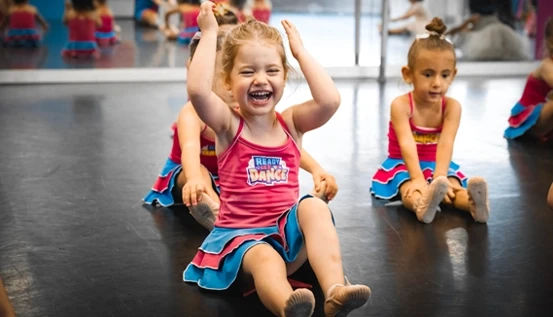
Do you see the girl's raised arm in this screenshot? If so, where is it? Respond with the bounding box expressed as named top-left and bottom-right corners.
top-left (281, 20), bottom-right (340, 136)
top-left (187, 1), bottom-right (233, 135)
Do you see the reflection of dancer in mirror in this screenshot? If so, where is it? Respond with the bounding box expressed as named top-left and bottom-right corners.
top-left (0, 277), bottom-right (15, 317)
top-left (134, 0), bottom-right (175, 28)
top-left (504, 18), bottom-right (553, 142)
top-left (371, 18), bottom-right (490, 224)
top-left (0, 0), bottom-right (49, 47)
top-left (163, 0), bottom-right (200, 43)
top-left (62, 0), bottom-right (102, 59)
top-left (381, 0), bottom-right (431, 36)
top-left (95, 0), bottom-right (119, 46)
top-left (446, 0), bottom-right (530, 61)
top-left (243, 0), bottom-right (272, 24)
top-left (183, 3), bottom-right (370, 316)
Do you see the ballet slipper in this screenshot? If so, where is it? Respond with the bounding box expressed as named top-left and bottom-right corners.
top-left (415, 176), bottom-right (448, 224)
top-left (283, 288), bottom-right (315, 317)
top-left (324, 277), bottom-right (371, 317)
top-left (467, 177), bottom-right (490, 223)
top-left (188, 193), bottom-right (219, 231)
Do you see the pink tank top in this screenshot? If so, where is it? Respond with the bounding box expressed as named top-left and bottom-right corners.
top-left (216, 113), bottom-right (301, 229)
top-left (519, 75), bottom-right (552, 107)
top-left (9, 11), bottom-right (36, 29)
top-left (97, 14), bottom-right (113, 33)
top-left (169, 125), bottom-right (218, 176)
top-left (67, 17), bottom-right (96, 42)
top-left (181, 8), bottom-right (200, 29)
top-left (388, 93), bottom-right (446, 162)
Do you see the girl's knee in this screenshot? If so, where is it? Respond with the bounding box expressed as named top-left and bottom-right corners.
top-left (243, 243), bottom-right (280, 267)
top-left (297, 197), bottom-right (332, 223)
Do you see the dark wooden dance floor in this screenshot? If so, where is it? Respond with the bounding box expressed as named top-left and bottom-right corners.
top-left (0, 78), bottom-right (552, 316)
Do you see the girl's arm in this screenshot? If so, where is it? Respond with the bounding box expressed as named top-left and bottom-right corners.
top-left (300, 149), bottom-right (339, 200)
top-left (177, 103), bottom-right (205, 181)
top-left (164, 7), bottom-right (179, 28)
top-left (539, 58), bottom-right (553, 88)
top-left (35, 12), bottom-right (49, 31)
top-left (446, 14), bottom-right (479, 36)
top-left (433, 99), bottom-right (461, 178)
top-left (390, 97), bottom-right (424, 180)
top-left (62, 1), bottom-right (72, 25)
top-left (299, 149), bottom-right (322, 174)
top-left (281, 20), bottom-right (341, 137)
top-left (188, 2), bottom-right (234, 135)
top-left (390, 4), bottom-right (417, 22)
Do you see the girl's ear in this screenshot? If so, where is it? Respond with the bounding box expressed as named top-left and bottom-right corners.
top-left (224, 76), bottom-right (232, 91)
top-left (401, 66), bottom-right (412, 84)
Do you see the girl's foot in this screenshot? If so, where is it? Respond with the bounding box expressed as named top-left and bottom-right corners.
top-left (467, 177), bottom-right (489, 223)
top-left (188, 193), bottom-right (219, 231)
top-left (283, 288), bottom-right (315, 317)
top-left (415, 176), bottom-right (448, 224)
top-left (324, 278), bottom-right (371, 317)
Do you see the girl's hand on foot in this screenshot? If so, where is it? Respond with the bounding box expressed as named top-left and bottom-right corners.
top-left (183, 177), bottom-right (207, 207)
top-left (404, 177), bottom-right (428, 198)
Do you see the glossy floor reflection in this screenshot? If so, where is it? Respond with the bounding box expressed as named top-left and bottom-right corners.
top-left (0, 78), bottom-right (552, 317)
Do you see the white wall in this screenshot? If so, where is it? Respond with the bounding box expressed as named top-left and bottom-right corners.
top-left (111, 0), bottom-right (134, 18)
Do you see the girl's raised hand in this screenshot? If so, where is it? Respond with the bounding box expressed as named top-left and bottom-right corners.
top-left (197, 1), bottom-right (219, 33)
top-left (281, 19), bottom-right (305, 59)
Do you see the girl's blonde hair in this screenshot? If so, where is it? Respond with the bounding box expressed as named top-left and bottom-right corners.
top-left (221, 19), bottom-right (290, 84)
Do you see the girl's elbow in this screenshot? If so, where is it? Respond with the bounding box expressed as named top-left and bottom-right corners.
top-left (325, 94), bottom-right (341, 111)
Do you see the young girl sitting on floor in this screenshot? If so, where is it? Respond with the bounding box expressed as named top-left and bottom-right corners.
top-left (145, 8), bottom-right (338, 233)
top-left (504, 17), bottom-right (553, 142)
top-left (183, 2), bottom-right (371, 316)
top-left (0, 0), bottom-right (48, 47)
top-left (371, 18), bottom-right (490, 224)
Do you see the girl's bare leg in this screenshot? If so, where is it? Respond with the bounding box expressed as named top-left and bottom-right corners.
top-left (242, 244), bottom-right (315, 317)
top-left (446, 177), bottom-right (489, 223)
top-left (530, 100), bottom-right (553, 139)
top-left (297, 198), bottom-right (371, 316)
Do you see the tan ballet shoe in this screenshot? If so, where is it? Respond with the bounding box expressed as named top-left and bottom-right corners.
top-left (324, 278), bottom-right (371, 317)
top-left (283, 288), bottom-right (315, 317)
top-left (415, 176), bottom-right (448, 224)
top-left (467, 177), bottom-right (490, 223)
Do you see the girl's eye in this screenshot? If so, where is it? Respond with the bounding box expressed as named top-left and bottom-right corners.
top-left (240, 71), bottom-right (253, 75)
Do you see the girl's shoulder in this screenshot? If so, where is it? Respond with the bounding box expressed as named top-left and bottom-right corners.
top-left (24, 4), bottom-right (37, 14)
top-left (180, 4), bottom-right (200, 13)
top-left (390, 93), bottom-right (411, 109)
top-left (98, 6), bottom-right (113, 16)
